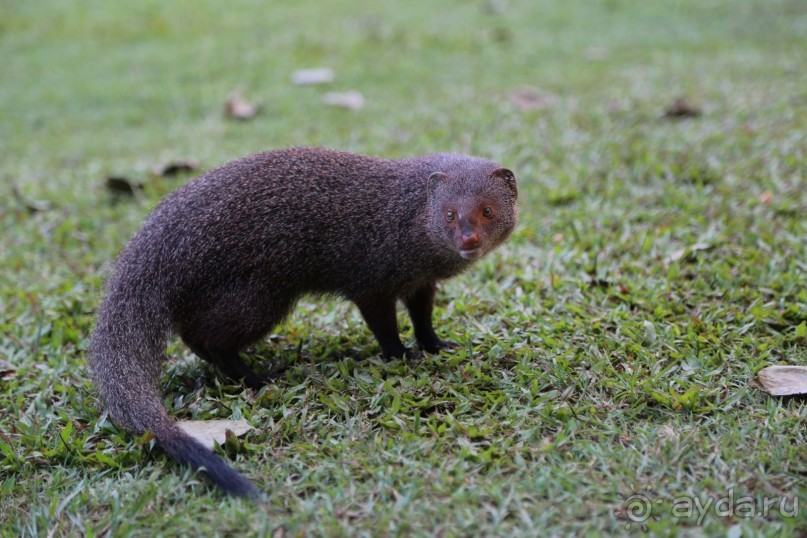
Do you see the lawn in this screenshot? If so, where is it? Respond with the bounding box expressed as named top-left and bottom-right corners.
top-left (1, 0), bottom-right (805, 536)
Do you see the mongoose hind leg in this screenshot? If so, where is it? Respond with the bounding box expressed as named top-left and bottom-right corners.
top-left (178, 285), bottom-right (292, 388)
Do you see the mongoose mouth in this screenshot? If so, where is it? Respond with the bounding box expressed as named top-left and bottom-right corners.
top-left (459, 247), bottom-right (484, 260)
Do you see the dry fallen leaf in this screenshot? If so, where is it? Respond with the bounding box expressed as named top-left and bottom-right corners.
top-left (0, 359), bottom-right (15, 380)
top-left (225, 94), bottom-right (259, 120)
top-left (664, 97), bottom-right (702, 119)
top-left (753, 366), bottom-right (807, 396)
top-left (105, 176), bottom-right (144, 196)
top-left (11, 185), bottom-right (52, 213)
top-left (292, 68), bottom-right (334, 85)
top-left (177, 419), bottom-right (253, 450)
top-left (509, 87), bottom-right (558, 111)
top-left (322, 91), bottom-right (365, 110)
top-left (152, 160), bottom-right (199, 177)
top-left (664, 242), bottom-right (713, 264)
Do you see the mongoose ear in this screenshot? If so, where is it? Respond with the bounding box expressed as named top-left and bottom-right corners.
top-left (490, 168), bottom-right (517, 199)
top-left (428, 172), bottom-right (448, 197)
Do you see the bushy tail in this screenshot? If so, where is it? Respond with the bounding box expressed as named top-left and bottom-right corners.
top-left (88, 288), bottom-right (259, 499)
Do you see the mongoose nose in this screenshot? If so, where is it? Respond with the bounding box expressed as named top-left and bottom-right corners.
top-left (460, 232), bottom-right (481, 250)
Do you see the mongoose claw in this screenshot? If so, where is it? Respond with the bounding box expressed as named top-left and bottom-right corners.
top-left (253, 362), bottom-right (289, 387)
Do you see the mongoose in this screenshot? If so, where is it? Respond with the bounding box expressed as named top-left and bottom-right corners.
top-left (88, 147), bottom-right (518, 498)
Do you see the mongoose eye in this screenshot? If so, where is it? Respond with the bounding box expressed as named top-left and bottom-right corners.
top-left (446, 210), bottom-right (455, 222)
top-left (482, 207), bottom-right (494, 218)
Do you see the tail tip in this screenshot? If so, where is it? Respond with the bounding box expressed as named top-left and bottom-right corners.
top-left (159, 427), bottom-right (263, 500)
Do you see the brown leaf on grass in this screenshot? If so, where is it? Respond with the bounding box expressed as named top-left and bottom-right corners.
top-left (322, 91), bottom-right (365, 110)
top-left (664, 97), bottom-right (702, 119)
top-left (105, 176), bottom-right (144, 196)
top-left (509, 87), bottom-right (558, 111)
top-left (11, 185), bottom-right (52, 213)
top-left (753, 366), bottom-right (807, 396)
top-left (0, 359), bottom-right (15, 380)
top-left (152, 160), bottom-right (198, 177)
top-left (177, 419), bottom-right (253, 450)
top-left (664, 242), bottom-right (713, 264)
top-left (292, 68), bottom-right (334, 85)
top-left (588, 278), bottom-right (613, 289)
top-left (224, 94), bottom-right (259, 120)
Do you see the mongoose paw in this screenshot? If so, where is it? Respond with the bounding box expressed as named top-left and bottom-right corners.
top-left (383, 347), bottom-right (424, 361)
top-left (243, 373), bottom-right (270, 390)
top-left (234, 362), bottom-right (288, 389)
top-left (404, 348), bottom-right (425, 360)
top-left (420, 339), bottom-right (459, 354)
top-left (251, 362), bottom-right (289, 387)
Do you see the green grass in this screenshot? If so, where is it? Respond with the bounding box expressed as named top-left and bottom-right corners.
top-left (1, 0), bottom-right (806, 536)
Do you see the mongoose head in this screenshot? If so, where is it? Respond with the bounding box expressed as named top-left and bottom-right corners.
top-left (427, 166), bottom-right (518, 261)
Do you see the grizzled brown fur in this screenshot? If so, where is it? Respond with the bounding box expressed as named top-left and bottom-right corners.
top-left (88, 147), bottom-right (518, 498)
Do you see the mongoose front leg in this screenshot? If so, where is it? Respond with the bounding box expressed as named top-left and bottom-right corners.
top-left (404, 283), bottom-right (458, 354)
top-left (356, 297), bottom-right (410, 359)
